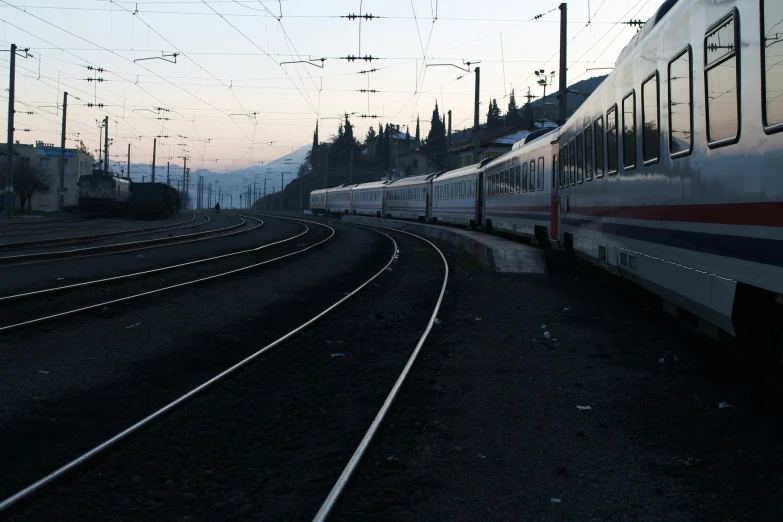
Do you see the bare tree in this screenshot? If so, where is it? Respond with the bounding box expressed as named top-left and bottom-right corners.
top-left (0, 161), bottom-right (50, 213)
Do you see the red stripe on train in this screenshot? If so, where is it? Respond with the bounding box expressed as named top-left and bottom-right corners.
top-left (568, 202), bottom-right (783, 227)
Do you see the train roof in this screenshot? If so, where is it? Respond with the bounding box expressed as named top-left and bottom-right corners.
top-left (432, 163), bottom-right (481, 182)
top-left (386, 173), bottom-right (437, 187)
top-left (325, 184), bottom-right (352, 193)
top-left (352, 180), bottom-right (389, 190)
top-left (310, 187), bottom-right (330, 194)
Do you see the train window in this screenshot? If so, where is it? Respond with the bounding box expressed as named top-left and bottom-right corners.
top-left (607, 106), bottom-right (618, 174)
top-left (529, 160), bottom-right (536, 192)
top-left (622, 91), bottom-right (636, 170)
top-left (460, 180), bottom-right (465, 198)
top-left (705, 12), bottom-right (739, 146)
top-left (763, 0), bottom-right (783, 131)
top-left (568, 140), bottom-right (576, 185)
top-left (515, 166), bottom-right (521, 193)
top-left (537, 157), bottom-right (544, 190)
top-left (642, 72), bottom-right (660, 163)
top-left (593, 117), bottom-right (604, 178)
top-left (552, 154), bottom-right (558, 188)
top-left (558, 149), bottom-right (564, 187)
top-left (504, 169), bottom-right (510, 194)
top-left (576, 133), bottom-right (584, 183)
top-left (584, 125), bottom-right (593, 181)
top-left (522, 163), bottom-right (528, 192)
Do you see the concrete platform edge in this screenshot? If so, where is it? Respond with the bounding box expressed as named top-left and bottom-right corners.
top-left (341, 215), bottom-right (546, 274)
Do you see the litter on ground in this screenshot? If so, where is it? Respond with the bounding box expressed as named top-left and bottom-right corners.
top-left (576, 405), bottom-right (592, 411)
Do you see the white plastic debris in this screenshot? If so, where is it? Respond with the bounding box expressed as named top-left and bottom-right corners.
top-left (477, 454), bottom-right (486, 459)
top-left (550, 498), bottom-right (561, 504)
top-left (38, 370), bottom-right (49, 375)
top-left (576, 405), bottom-right (592, 411)
top-left (544, 332), bottom-right (551, 339)
top-left (475, 317), bottom-right (482, 321)
top-left (718, 401), bottom-right (734, 409)
top-left (56, 278), bottom-right (64, 281)
top-left (386, 267), bottom-right (393, 272)
top-left (563, 307), bottom-right (570, 311)
top-left (433, 317), bottom-right (441, 325)
top-left (126, 322), bottom-right (141, 329)
top-left (541, 324), bottom-right (547, 329)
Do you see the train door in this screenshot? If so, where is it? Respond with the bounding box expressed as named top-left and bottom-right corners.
top-left (550, 146), bottom-right (560, 241)
top-left (477, 171), bottom-right (485, 226)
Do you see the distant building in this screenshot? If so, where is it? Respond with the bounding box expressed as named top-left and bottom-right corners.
top-left (450, 129), bottom-right (531, 168)
top-left (0, 141), bottom-right (93, 211)
top-left (398, 148), bottom-right (436, 176)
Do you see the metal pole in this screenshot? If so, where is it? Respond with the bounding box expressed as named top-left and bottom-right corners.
top-left (299, 176), bottom-right (303, 213)
top-left (58, 91), bottom-right (68, 213)
top-left (151, 138), bottom-right (157, 183)
top-left (447, 109), bottom-right (452, 169)
top-left (183, 157), bottom-right (187, 209)
top-left (263, 178), bottom-right (267, 211)
top-left (280, 171), bottom-right (283, 212)
top-left (558, 3), bottom-right (568, 125)
top-left (127, 143), bottom-right (131, 180)
top-left (103, 116), bottom-right (109, 174)
top-left (472, 66), bottom-right (480, 165)
top-left (166, 161), bottom-right (170, 185)
top-left (5, 44), bottom-right (15, 219)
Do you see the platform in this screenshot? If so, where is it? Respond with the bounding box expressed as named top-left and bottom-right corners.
top-left (342, 215), bottom-right (546, 274)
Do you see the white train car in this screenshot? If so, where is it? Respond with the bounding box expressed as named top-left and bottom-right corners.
top-left (351, 180), bottom-right (387, 217)
top-left (309, 188), bottom-right (328, 215)
top-left (325, 185), bottom-right (352, 215)
top-left (556, 0), bottom-right (783, 342)
top-left (430, 164), bottom-right (481, 227)
top-left (483, 128), bottom-right (559, 242)
top-left (385, 174), bottom-right (435, 221)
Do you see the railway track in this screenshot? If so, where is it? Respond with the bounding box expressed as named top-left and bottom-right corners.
top-left (0, 221), bottom-right (448, 521)
top-left (0, 212), bottom-right (199, 251)
top-left (0, 212), bottom-right (254, 266)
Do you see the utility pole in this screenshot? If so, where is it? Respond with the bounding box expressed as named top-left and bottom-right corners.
top-left (127, 143), bottom-right (131, 180)
top-left (388, 129), bottom-right (393, 178)
top-left (4, 43), bottom-right (16, 218)
top-left (58, 91), bottom-right (68, 213)
top-left (447, 109), bottom-right (452, 170)
top-left (208, 182), bottom-right (212, 208)
top-left (280, 171), bottom-right (284, 212)
top-left (166, 161), bottom-right (170, 185)
top-left (151, 137), bottom-right (157, 183)
top-left (103, 116), bottom-right (109, 174)
top-left (182, 156), bottom-right (187, 208)
top-left (299, 177), bottom-right (303, 213)
top-left (558, 3), bottom-right (568, 125)
top-left (263, 178), bottom-right (267, 211)
top-left (472, 66), bottom-right (480, 165)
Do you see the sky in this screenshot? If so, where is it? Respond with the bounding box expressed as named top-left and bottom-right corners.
top-left (0, 0), bottom-right (662, 176)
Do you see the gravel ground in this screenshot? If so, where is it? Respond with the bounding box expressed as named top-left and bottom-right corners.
top-left (333, 246), bottom-right (783, 522)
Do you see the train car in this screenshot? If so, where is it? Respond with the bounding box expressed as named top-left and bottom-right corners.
top-left (325, 185), bottom-right (352, 215)
top-left (78, 172), bottom-right (132, 215)
top-left (309, 188), bottom-right (328, 215)
top-left (555, 0), bottom-right (783, 342)
top-left (351, 180), bottom-right (387, 217)
top-left (385, 173), bottom-right (436, 221)
top-left (430, 164), bottom-right (482, 227)
top-left (131, 182), bottom-right (180, 218)
top-left (483, 128), bottom-right (559, 243)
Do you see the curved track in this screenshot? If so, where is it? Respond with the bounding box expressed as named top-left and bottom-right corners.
top-left (0, 219), bottom-right (449, 521)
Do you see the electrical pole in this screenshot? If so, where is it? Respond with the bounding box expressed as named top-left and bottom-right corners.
top-left (166, 161), bottom-right (170, 185)
top-left (208, 182), bottom-right (212, 208)
top-left (151, 137), bottom-right (157, 183)
top-left (4, 43), bottom-right (16, 218)
top-left (472, 66), bottom-right (480, 165)
top-left (127, 143), bottom-right (131, 180)
top-left (447, 109), bottom-right (452, 170)
top-left (280, 171), bottom-right (284, 212)
top-left (58, 91), bottom-right (68, 213)
top-left (103, 116), bottom-right (109, 174)
top-left (558, 2), bottom-right (568, 125)
top-left (182, 156), bottom-right (187, 208)
top-left (263, 178), bottom-right (267, 211)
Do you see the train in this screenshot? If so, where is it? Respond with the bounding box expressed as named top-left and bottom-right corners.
top-left (310, 0), bottom-right (783, 348)
top-left (131, 182), bottom-right (181, 218)
top-left (78, 171), bottom-right (132, 215)
top-left (79, 171), bottom-right (181, 218)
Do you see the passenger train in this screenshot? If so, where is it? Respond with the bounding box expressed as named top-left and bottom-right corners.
top-left (309, 0), bottom-right (783, 347)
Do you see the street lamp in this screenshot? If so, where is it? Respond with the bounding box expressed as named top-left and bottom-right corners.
top-left (534, 69), bottom-right (556, 120)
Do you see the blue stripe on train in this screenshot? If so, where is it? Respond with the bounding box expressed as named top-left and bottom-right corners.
top-left (561, 215), bottom-right (783, 268)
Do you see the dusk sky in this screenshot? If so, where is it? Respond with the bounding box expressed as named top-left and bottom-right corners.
top-left (0, 0), bottom-right (659, 173)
